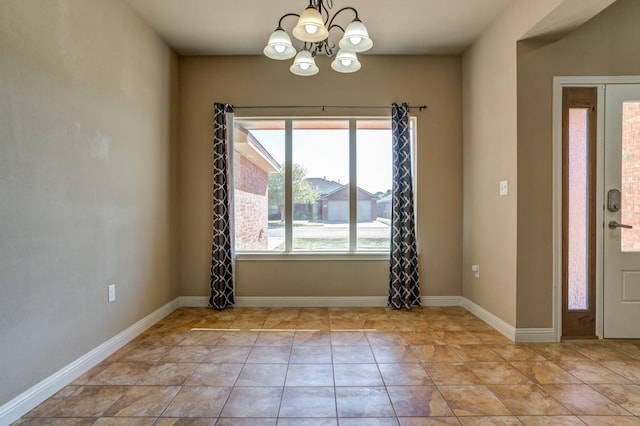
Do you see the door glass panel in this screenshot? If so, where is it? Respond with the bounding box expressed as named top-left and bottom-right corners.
top-left (568, 108), bottom-right (589, 310)
top-left (622, 101), bottom-right (640, 252)
top-left (292, 120), bottom-right (349, 250)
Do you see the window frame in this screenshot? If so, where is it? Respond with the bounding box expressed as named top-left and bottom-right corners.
top-left (231, 115), bottom-right (417, 261)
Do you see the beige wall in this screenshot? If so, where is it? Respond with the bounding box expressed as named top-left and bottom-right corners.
top-left (178, 55), bottom-right (462, 299)
top-left (516, 0), bottom-right (640, 327)
top-left (461, 0), bottom-right (563, 327)
top-left (0, 0), bottom-right (179, 405)
top-left (4, 0), bottom-right (628, 410)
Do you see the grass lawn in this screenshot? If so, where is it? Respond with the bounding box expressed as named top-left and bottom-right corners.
top-left (274, 237), bottom-right (390, 250)
top-left (268, 220), bottom-right (324, 228)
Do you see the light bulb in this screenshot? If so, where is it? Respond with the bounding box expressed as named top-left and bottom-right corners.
top-left (274, 44), bottom-right (286, 53)
top-left (299, 62), bottom-right (310, 70)
top-left (339, 20), bottom-right (372, 52)
top-left (305, 24), bottom-right (318, 35)
top-left (331, 49), bottom-right (360, 73)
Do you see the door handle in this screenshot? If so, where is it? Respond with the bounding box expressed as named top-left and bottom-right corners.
top-left (608, 221), bottom-right (633, 229)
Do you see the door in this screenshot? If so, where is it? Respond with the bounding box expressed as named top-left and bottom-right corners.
top-left (327, 200), bottom-right (348, 221)
top-left (357, 200), bottom-right (372, 221)
top-left (604, 84), bottom-right (640, 338)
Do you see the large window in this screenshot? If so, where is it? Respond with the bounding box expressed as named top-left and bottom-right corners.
top-left (232, 117), bottom-right (416, 254)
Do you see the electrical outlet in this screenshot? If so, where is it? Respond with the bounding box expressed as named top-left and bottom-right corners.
top-left (108, 284), bottom-right (116, 303)
top-left (471, 265), bottom-right (480, 278)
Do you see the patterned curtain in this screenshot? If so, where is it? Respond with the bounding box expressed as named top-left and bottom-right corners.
top-left (210, 103), bottom-right (235, 310)
top-left (389, 102), bottom-right (421, 309)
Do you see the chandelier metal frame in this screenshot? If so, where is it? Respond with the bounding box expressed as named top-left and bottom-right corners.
top-left (263, 0), bottom-right (373, 76)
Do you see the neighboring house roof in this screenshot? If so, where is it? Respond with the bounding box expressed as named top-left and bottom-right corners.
top-left (377, 194), bottom-right (392, 204)
top-left (305, 177), bottom-right (343, 196)
top-left (247, 132), bottom-right (281, 170)
top-left (233, 124), bottom-right (281, 173)
top-left (305, 177), bottom-right (377, 200)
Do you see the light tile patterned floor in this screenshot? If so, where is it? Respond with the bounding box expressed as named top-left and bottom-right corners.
top-left (13, 306), bottom-right (640, 425)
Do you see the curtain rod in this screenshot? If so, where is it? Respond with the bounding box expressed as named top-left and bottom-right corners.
top-left (229, 104), bottom-right (428, 112)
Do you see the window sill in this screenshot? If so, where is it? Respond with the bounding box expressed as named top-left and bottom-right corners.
top-left (235, 252), bottom-right (390, 262)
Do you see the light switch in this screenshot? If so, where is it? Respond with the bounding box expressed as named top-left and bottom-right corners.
top-left (499, 180), bottom-right (508, 196)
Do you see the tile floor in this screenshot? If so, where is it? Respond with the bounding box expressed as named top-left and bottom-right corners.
top-left (13, 306), bottom-right (640, 425)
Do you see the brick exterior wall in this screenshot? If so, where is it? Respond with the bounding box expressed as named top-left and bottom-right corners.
top-left (234, 154), bottom-right (269, 250)
top-left (622, 102), bottom-right (640, 251)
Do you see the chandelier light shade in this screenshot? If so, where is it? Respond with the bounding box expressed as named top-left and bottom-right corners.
top-left (290, 50), bottom-right (319, 76)
top-left (292, 6), bottom-right (329, 43)
top-left (339, 19), bottom-right (373, 52)
top-left (331, 49), bottom-right (361, 73)
top-left (264, 0), bottom-right (373, 76)
top-left (263, 28), bottom-right (297, 60)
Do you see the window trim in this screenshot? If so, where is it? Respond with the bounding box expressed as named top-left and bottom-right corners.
top-left (235, 252), bottom-right (390, 261)
top-left (231, 115), bottom-right (417, 258)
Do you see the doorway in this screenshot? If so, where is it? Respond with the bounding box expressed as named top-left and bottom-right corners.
top-left (555, 78), bottom-right (640, 340)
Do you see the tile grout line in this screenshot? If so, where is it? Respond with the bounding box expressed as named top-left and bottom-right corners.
top-left (14, 306), bottom-right (640, 424)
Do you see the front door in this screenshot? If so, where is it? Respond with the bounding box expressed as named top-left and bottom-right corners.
top-left (604, 84), bottom-right (640, 338)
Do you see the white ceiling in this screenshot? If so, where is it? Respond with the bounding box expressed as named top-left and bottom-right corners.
top-left (125, 0), bottom-right (515, 55)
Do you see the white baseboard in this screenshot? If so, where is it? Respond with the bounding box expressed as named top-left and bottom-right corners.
top-left (177, 295), bottom-right (210, 307)
top-left (197, 295), bottom-right (464, 308)
top-left (460, 297), bottom-right (558, 343)
top-left (234, 296), bottom-right (389, 307)
top-left (461, 297), bottom-right (517, 341)
top-left (178, 295), bottom-right (556, 342)
top-left (514, 327), bottom-right (557, 343)
top-left (421, 295), bottom-right (463, 307)
top-left (0, 298), bottom-right (179, 426)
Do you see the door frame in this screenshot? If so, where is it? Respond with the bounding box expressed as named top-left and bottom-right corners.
top-left (552, 76), bottom-right (640, 341)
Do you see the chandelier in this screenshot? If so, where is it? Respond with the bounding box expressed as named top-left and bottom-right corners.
top-left (263, 0), bottom-right (373, 76)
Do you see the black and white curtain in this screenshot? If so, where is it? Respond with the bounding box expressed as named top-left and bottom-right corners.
top-left (389, 102), bottom-right (421, 309)
top-left (209, 103), bottom-right (235, 310)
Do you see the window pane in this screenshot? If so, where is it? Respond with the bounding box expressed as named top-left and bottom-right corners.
top-left (568, 108), bottom-right (589, 310)
top-left (292, 120), bottom-right (349, 251)
top-left (233, 120), bottom-right (285, 251)
top-left (356, 120), bottom-right (392, 250)
top-left (622, 101), bottom-right (640, 252)
top-left (233, 117), bottom-right (416, 254)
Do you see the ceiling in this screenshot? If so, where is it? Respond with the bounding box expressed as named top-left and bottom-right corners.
top-left (124, 0), bottom-right (515, 56)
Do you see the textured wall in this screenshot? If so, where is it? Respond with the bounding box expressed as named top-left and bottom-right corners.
top-left (0, 0), bottom-right (179, 405)
top-left (178, 55), bottom-right (463, 298)
top-left (517, 0), bottom-right (640, 327)
top-left (461, 0), bottom-right (564, 327)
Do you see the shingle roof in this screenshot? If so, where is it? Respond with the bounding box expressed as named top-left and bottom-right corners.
top-left (305, 177), bottom-right (378, 200)
top-left (377, 193), bottom-right (392, 203)
top-left (305, 177), bottom-right (343, 196)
